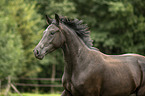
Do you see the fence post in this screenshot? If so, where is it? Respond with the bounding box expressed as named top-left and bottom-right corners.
top-left (11, 83), bottom-right (22, 96)
top-left (5, 76), bottom-right (22, 96)
top-left (5, 76), bottom-right (11, 96)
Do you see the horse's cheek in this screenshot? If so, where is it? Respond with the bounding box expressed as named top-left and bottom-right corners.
top-left (52, 35), bottom-right (61, 48)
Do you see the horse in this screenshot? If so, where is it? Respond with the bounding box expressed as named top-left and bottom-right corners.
top-left (34, 14), bottom-right (145, 96)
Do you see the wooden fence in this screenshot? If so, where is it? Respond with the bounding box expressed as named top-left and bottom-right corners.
top-left (14, 77), bottom-right (62, 87)
top-left (1, 76), bottom-right (63, 96)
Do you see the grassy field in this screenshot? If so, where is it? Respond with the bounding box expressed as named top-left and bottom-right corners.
top-left (10, 93), bottom-right (61, 96)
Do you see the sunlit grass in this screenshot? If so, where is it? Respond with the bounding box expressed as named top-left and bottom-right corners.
top-left (11, 93), bottom-right (60, 96)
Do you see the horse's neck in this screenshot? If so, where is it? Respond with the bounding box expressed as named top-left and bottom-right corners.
top-left (61, 27), bottom-right (89, 78)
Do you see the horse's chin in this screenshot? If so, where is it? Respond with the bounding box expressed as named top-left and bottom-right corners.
top-left (35, 55), bottom-right (44, 60)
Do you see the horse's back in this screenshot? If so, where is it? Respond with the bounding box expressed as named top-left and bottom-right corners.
top-left (101, 53), bottom-right (144, 96)
top-left (116, 54), bottom-right (145, 96)
top-left (135, 54), bottom-right (145, 96)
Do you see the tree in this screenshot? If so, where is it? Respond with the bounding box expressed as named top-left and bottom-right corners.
top-left (72, 0), bottom-right (145, 55)
top-left (0, 0), bottom-right (24, 78)
top-left (37, 0), bottom-right (77, 18)
top-left (5, 0), bottom-right (46, 77)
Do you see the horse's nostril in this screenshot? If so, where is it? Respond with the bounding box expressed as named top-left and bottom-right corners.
top-left (36, 50), bottom-right (39, 55)
top-left (34, 49), bottom-right (40, 56)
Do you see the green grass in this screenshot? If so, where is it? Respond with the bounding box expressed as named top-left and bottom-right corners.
top-left (11, 93), bottom-right (61, 96)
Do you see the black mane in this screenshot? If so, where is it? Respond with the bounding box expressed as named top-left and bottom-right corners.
top-left (58, 17), bottom-right (93, 48)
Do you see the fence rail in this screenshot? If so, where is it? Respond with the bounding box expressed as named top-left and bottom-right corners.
top-left (16, 78), bottom-right (62, 81)
top-left (1, 76), bottom-right (63, 96)
top-left (12, 77), bottom-right (63, 87)
top-left (14, 83), bottom-right (63, 87)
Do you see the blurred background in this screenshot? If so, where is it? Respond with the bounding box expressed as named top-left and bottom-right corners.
top-left (0, 0), bottom-right (145, 95)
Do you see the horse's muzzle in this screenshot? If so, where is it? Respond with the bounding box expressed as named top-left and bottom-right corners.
top-left (33, 49), bottom-right (44, 60)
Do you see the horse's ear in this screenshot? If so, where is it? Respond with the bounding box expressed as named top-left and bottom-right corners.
top-left (55, 13), bottom-right (60, 25)
top-left (45, 15), bottom-right (52, 25)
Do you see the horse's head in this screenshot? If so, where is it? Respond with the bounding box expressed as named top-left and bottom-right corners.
top-left (34, 14), bottom-right (65, 60)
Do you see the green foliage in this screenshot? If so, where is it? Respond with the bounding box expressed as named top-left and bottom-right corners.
top-left (37, 0), bottom-right (77, 19)
top-left (5, 0), bottom-right (46, 77)
top-left (48, 0), bottom-right (77, 18)
top-left (7, 0), bottom-right (44, 60)
top-left (0, 0), bottom-right (24, 78)
top-left (72, 0), bottom-right (145, 55)
top-left (0, 0), bottom-right (46, 78)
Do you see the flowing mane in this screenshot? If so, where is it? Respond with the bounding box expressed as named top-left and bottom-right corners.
top-left (59, 17), bottom-right (93, 48)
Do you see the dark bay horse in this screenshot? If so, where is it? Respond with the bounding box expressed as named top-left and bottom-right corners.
top-left (34, 14), bottom-right (145, 96)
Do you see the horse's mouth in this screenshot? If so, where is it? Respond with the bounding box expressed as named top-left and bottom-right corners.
top-left (35, 55), bottom-right (44, 60)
